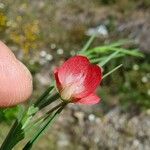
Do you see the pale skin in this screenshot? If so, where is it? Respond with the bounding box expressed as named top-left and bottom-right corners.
top-left (0, 41), bottom-right (33, 107)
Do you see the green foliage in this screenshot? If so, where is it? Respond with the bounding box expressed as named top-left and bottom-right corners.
top-left (23, 105), bottom-right (65, 150)
top-left (0, 120), bottom-right (25, 150)
top-left (102, 56), bottom-right (150, 111)
top-left (0, 107), bottom-right (20, 123)
top-left (120, 59), bottom-right (150, 110)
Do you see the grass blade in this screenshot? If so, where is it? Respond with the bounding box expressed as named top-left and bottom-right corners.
top-left (34, 85), bottom-right (54, 107)
top-left (105, 39), bottom-right (132, 48)
top-left (91, 53), bottom-right (125, 63)
top-left (110, 48), bottom-right (144, 57)
top-left (99, 51), bottom-right (120, 66)
top-left (23, 104), bottom-right (66, 150)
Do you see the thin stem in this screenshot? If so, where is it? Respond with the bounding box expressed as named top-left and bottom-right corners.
top-left (80, 34), bottom-right (96, 53)
top-left (99, 51), bottom-right (119, 67)
top-left (102, 64), bottom-right (123, 79)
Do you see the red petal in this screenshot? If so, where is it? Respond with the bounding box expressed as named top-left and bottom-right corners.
top-left (54, 68), bottom-right (61, 90)
top-left (58, 55), bottom-right (90, 85)
top-left (74, 93), bottom-right (100, 105)
top-left (74, 64), bottom-right (102, 98)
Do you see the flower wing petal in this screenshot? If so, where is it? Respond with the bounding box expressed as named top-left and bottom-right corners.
top-left (54, 68), bottom-right (61, 89)
top-left (75, 93), bottom-right (100, 105)
top-left (74, 64), bottom-right (102, 98)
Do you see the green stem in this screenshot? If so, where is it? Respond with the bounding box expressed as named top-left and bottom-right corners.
top-left (80, 34), bottom-right (96, 53)
top-left (102, 64), bottom-right (123, 79)
top-left (99, 51), bottom-right (119, 67)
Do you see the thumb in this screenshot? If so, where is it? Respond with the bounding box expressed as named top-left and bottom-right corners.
top-left (0, 41), bottom-right (33, 107)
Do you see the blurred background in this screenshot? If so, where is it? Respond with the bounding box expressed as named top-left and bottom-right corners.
top-left (0, 0), bottom-right (150, 149)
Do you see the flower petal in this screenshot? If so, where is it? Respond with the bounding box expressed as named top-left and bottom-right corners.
top-left (74, 64), bottom-right (102, 98)
top-left (74, 93), bottom-right (100, 105)
top-left (54, 68), bottom-right (61, 89)
top-left (58, 55), bottom-right (90, 85)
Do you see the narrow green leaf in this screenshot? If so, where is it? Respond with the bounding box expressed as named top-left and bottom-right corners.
top-left (99, 51), bottom-right (120, 66)
top-left (110, 48), bottom-right (144, 57)
top-left (34, 85), bottom-right (54, 107)
top-left (23, 104), bottom-right (66, 150)
top-left (38, 93), bottom-right (60, 110)
top-left (0, 105), bottom-right (26, 150)
top-left (0, 120), bottom-right (24, 150)
top-left (24, 102), bottom-right (64, 133)
top-left (23, 92), bottom-right (60, 130)
top-left (84, 45), bottom-right (115, 55)
top-left (27, 106), bottom-right (39, 116)
top-left (105, 39), bottom-right (132, 48)
top-left (88, 46), bottom-right (144, 57)
top-left (91, 53), bottom-right (125, 63)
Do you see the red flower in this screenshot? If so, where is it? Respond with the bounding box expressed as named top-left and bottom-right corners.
top-left (54, 55), bottom-right (102, 105)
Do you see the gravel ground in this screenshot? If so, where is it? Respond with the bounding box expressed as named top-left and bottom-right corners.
top-left (30, 105), bottom-right (150, 150)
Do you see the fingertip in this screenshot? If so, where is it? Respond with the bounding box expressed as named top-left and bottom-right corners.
top-left (0, 42), bottom-right (33, 107)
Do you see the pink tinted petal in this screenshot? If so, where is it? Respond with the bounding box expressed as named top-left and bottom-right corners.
top-left (58, 55), bottom-right (90, 85)
top-left (54, 68), bottom-right (61, 90)
top-left (74, 93), bottom-right (100, 105)
top-left (74, 64), bottom-right (102, 98)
